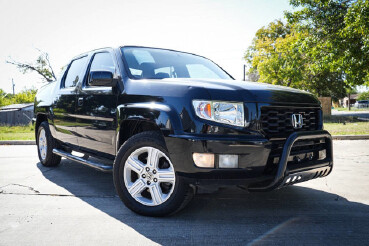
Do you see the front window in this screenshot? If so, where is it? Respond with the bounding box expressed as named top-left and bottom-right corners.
top-left (63, 56), bottom-right (88, 88)
top-left (121, 47), bottom-right (232, 80)
top-left (90, 52), bottom-right (116, 74)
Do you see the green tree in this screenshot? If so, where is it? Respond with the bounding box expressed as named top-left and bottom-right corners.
top-left (358, 91), bottom-right (369, 100)
top-left (6, 49), bottom-right (56, 82)
top-left (246, 0), bottom-right (369, 100)
top-left (342, 0), bottom-right (369, 86)
top-left (286, 0), bottom-right (369, 88)
top-left (245, 20), bottom-right (346, 98)
top-left (245, 20), bottom-right (299, 86)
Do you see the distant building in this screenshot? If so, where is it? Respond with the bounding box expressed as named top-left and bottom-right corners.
top-left (0, 103), bottom-right (34, 125)
top-left (340, 94), bottom-right (358, 108)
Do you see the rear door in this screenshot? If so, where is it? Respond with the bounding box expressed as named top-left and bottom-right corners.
top-left (53, 55), bottom-right (89, 146)
top-left (74, 51), bottom-right (119, 157)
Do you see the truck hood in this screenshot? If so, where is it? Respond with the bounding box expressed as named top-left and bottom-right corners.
top-left (133, 78), bottom-right (320, 105)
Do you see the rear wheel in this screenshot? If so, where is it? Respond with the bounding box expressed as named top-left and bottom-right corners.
top-left (37, 121), bottom-right (61, 167)
top-left (113, 131), bottom-right (193, 216)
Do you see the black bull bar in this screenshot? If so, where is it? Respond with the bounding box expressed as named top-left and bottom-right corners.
top-left (249, 130), bottom-right (333, 191)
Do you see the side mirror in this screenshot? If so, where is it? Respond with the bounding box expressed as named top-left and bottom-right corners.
top-left (89, 71), bottom-right (114, 87)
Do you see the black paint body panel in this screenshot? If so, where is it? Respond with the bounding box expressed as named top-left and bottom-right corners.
top-left (34, 46), bottom-right (329, 187)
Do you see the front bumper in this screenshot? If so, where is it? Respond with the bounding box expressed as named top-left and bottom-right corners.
top-left (165, 130), bottom-right (333, 191)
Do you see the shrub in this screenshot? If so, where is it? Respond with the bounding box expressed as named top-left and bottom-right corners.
top-left (0, 88), bottom-right (37, 107)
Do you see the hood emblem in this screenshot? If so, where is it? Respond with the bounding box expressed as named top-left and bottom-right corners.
top-left (292, 114), bottom-right (303, 129)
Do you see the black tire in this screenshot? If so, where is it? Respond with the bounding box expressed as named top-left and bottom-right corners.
top-left (113, 131), bottom-right (193, 217)
top-left (37, 121), bottom-right (61, 167)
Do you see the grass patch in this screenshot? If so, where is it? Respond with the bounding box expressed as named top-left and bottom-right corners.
top-left (324, 122), bottom-right (369, 135)
top-left (323, 115), bottom-right (363, 123)
top-left (323, 114), bottom-right (369, 135)
top-left (334, 107), bottom-right (369, 111)
top-left (0, 124), bottom-right (35, 140)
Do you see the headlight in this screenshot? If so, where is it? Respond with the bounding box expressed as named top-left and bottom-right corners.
top-left (192, 100), bottom-right (245, 127)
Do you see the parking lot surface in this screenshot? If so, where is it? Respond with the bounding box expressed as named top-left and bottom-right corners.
top-left (0, 141), bottom-right (368, 245)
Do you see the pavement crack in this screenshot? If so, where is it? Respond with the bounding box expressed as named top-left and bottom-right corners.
top-left (7, 183), bottom-right (40, 194)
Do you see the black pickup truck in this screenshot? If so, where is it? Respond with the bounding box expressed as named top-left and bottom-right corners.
top-left (34, 46), bottom-right (333, 216)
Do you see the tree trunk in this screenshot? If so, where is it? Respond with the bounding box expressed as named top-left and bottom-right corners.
top-left (287, 78), bottom-right (292, 87)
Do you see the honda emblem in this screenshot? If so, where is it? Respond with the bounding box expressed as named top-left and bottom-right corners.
top-left (292, 114), bottom-right (303, 129)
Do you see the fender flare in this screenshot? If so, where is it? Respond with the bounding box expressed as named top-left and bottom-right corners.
top-left (116, 102), bottom-right (183, 151)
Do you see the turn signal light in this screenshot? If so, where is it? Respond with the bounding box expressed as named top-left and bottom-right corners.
top-left (193, 153), bottom-right (214, 168)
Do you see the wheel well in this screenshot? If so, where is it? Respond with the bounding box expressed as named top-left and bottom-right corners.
top-left (117, 120), bottom-right (163, 151)
top-left (35, 114), bottom-right (48, 138)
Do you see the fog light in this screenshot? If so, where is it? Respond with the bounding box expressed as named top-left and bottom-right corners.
top-left (219, 155), bottom-right (238, 168)
top-left (193, 153), bottom-right (214, 168)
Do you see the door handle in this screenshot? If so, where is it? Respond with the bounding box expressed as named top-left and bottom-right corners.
top-left (78, 97), bottom-right (83, 106)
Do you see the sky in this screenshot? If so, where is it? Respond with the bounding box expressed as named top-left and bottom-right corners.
top-left (0, 0), bottom-right (292, 93)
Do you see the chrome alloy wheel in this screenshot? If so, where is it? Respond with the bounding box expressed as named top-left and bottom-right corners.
top-left (38, 128), bottom-right (47, 160)
top-left (123, 147), bottom-right (176, 206)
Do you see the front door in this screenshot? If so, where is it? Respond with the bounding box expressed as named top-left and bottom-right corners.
top-left (74, 51), bottom-right (118, 157)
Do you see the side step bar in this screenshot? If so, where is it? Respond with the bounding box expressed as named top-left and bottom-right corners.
top-left (52, 149), bottom-right (113, 173)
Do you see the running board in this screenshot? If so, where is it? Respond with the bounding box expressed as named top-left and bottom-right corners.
top-left (52, 149), bottom-right (113, 173)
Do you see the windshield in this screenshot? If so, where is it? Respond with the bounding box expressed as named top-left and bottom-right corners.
top-left (121, 47), bottom-right (232, 80)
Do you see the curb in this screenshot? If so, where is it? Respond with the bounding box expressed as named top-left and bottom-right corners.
top-left (1, 135), bottom-right (369, 145)
top-left (0, 140), bottom-right (36, 145)
top-left (332, 135), bottom-right (369, 140)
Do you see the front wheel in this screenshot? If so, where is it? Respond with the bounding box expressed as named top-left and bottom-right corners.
top-left (113, 131), bottom-right (193, 216)
top-left (37, 121), bottom-right (61, 167)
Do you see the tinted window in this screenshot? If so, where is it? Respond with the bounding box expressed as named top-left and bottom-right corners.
top-left (122, 47), bottom-right (231, 80)
top-left (90, 52), bottom-right (116, 74)
top-left (64, 56), bottom-right (88, 88)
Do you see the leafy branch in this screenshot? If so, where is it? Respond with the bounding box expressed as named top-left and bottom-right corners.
top-left (6, 49), bottom-right (56, 83)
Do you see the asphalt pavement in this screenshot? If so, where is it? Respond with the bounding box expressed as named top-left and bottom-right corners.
top-left (0, 142), bottom-right (369, 245)
top-left (332, 109), bottom-right (369, 120)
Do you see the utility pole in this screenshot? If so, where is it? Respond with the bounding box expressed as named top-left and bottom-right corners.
top-left (12, 79), bottom-right (15, 95)
top-left (243, 65), bottom-right (246, 81)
